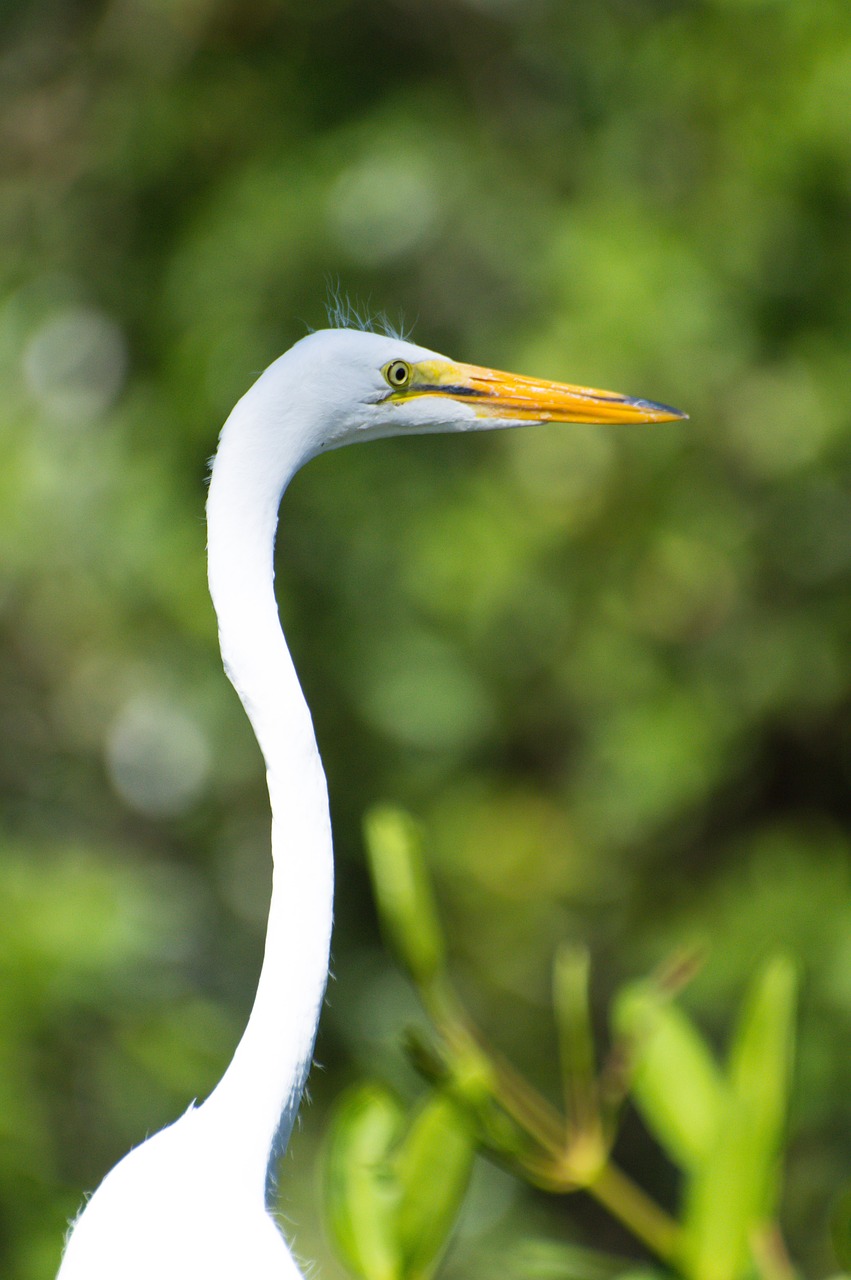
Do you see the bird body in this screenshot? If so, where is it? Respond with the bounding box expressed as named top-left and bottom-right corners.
top-left (57, 1112), bottom-right (304, 1279)
top-left (57, 327), bottom-right (682, 1278)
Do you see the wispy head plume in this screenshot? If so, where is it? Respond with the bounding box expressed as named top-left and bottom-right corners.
top-left (321, 279), bottom-right (412, 341)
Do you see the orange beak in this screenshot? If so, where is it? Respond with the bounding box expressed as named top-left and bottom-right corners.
top-left (406, 360), bottom-right (686, 425)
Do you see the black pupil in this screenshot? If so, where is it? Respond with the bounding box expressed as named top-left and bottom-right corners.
top-left (393, 365), bottom-right (405, 382)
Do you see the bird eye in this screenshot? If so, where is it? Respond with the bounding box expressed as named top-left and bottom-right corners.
top-left (383, 360), bottom-right (412, 389)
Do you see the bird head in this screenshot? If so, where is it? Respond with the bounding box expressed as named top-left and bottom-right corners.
top-left (268, 327), bottom-right (685, 455)
top-left (228, 327), bottom-right (685, 495)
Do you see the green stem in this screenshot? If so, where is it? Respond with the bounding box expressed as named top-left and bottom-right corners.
top-left (426, 981), bottom-right (567, 1156)
top-left (751, 1223), bottom-right (797, 1280)
top-left (422, 959), bottom-right (682, 1268)
top-left (587, 1162), bottom-right (681, 1264)
top-left (553, 943), bottom-right (599, 1138)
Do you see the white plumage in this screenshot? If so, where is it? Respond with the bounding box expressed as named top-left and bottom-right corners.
top-left (57, 327), bottom-right (681, 1278)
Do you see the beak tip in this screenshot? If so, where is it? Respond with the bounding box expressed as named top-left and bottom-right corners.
top-left (628, 397), bottom-right (688, 423)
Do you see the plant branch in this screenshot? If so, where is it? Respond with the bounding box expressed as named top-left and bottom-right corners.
top-left (587, 1162), bottom-right (682, 1265)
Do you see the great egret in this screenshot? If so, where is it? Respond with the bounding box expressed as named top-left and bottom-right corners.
top-left (56, 326), bottom-right (683, 1279)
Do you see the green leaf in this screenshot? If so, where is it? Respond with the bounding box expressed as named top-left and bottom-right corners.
top-left (727, 952), bottom-right (797, 1218)
top-left (364, 806), bottom-right (446, 989)
top-left (324, 1084), bottom-right (476, 1280)
top-left (682, 953), bottom-right (798, 1280)
top-left (681, 1093), bottom-right (767, 1280)
top-left (324, 1084), bottom-right (405, 1280)
top-left (612, 980), bottom-right (725, 1171)
top-left (394, 1091), bottom-right (476, 1280)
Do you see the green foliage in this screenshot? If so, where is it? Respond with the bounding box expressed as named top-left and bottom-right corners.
top-left (324, 1084), bottom-right (474, 1280)
top-left (350, 809), bottom-right (807, 1280)
top-left (364, 807), bottom-right (446, 990)
top-left (613, 980), bottom-right (726, 1171)
top-left (683, 956), bottom-right (798, 1280)
top-left (324, 1085), bottom-right (404, 1280)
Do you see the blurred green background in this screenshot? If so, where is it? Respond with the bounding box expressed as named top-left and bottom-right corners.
top-left (0, 1), bottom-right (849, 1276)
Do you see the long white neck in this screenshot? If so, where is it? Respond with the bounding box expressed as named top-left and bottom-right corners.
top-left (199, 373), bottom-right (332, 1201)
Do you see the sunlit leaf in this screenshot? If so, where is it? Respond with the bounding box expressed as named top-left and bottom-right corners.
top-left (394, 1092), bottom-right (475, 1280)
top-left (612, 981), bottom-right (725, 1171)
top-left (324, 1084), bottom-right (404, 1280)
top-left (727, 952), bottom-right (797, 1219)
top-left (364, 807), bottom-right (446, 989)
top-left (682, 954), bottom-right (798, 1280)
top-left (324, 1084), bottom-right (475, 1280)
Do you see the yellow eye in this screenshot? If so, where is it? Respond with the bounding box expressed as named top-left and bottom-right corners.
top-left (384, 359), bottom-right (412, 390)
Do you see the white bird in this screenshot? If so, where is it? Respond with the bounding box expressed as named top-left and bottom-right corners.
top-left (56, 324), bottom-right (683, 1280)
